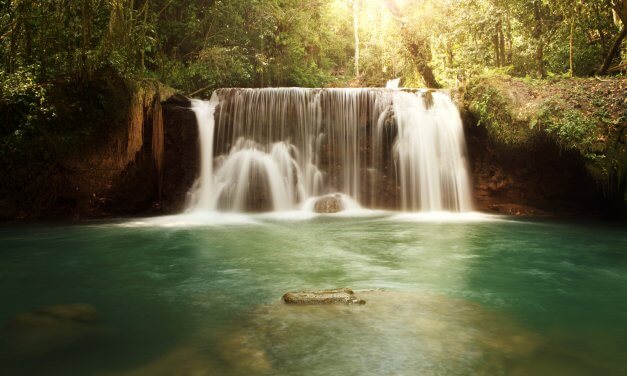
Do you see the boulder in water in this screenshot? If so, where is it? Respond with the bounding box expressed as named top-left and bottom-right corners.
top-left (282, 288), bottom-right (366, 305)
top-left (313, 194), bottom-right (344, 213)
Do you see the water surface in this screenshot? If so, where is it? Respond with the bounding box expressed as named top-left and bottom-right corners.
top-left (1, 214), bottom-right (626, 375)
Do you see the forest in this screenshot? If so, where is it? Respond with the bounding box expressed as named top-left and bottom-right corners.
top-left (1, 0), bottom-right (625, 92)
top-left (0, 0), bottom-right (626, 219)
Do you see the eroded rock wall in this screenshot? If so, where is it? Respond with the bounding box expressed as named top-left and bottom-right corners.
top-left (160, 95), bottom-right (199, 213)
top-left (459, 75), bottom-right (625, 217)
top-left (463, 112), bottom-right (603, 216)
top-left (56, 81), bottom-right (173, 217)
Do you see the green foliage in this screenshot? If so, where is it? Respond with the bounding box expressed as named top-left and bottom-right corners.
top-left (0, 67), bottom-right (56, 140)
top-left (539, 104), bottom-right (596, 152)
top-left (465, 74), bottom-right (626, 203)
top-left (0, 67), bottom-right (58, 209)
top-left (465, 78), bottom-right (540, 145)
top-left (0, 68), bottom-right (134, 209)
top-left (539, 104), bottom-right (598, 157)
top-left (467, 75), bottom-right (605, 157)
top-left (1, 0), bottom-right (624, 93)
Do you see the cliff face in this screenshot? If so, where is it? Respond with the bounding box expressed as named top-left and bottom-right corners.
top-left (57, 81), bottom-right (172, 217)
top-left (34, 86), bottom-right (200, 219)
top-left (460, 75), bottom-right (626, 218)
top-left (464, 116), bottom-right (603, 216)
top-left (160, 95), bottom-right (199, 213)
top-left (0, 75), bottom-right (176, 220)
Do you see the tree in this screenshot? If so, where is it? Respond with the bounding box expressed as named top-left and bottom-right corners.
top-left (599, 0), bottom-right (627, 74)
top-left (385, 0), bottom-right (441, 88)
top-left (347, 0), bottom-right (360, 78)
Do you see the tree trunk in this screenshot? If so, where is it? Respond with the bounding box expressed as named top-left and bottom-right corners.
top-left (7, 6), bottom-right (18, 73)
top-left (140, 0), bottom-right (149, 71)
top-left (570, 18), bottom-right (575, 77)
top-left (493, 26), bottom-right (500, 67)
top-left (599, 25), bottom-right (627, 74)
top-left (353, 0), bottom-right (360, 77)
top-left (417, 64), bottom-right (441, 89)
top-left (498, 19), bottom-right (506, 65)
top-left (385, 0), bottom-right (441, 88)
top-left (533, 0), bottom-right (546, 78)
top-left (405, 37), bottom-right (441, 88)
top-left (600, 1), bottom-right (627, 74)
top-left (81, 0), bottom-right (90, 79)
top-left (128, 0), bottom-right (135, 72)
top-left (506, 11), bottom-right (513, 63)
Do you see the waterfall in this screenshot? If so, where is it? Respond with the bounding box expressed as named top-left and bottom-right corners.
top-left (386, 78), bottom-right (401, 89)
top-left (188, 88), bottom-right (472, 213)
top-left (187, 95), bottom-right (219, 210)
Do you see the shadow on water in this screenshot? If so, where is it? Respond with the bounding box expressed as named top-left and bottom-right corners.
top-left (461, 219), bottom-right (627, 374)
top-left (0, 225), bottom-right (206, 375)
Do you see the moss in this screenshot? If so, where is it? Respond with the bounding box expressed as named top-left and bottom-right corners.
top-left (463, 75), bottom-right (626, 213)
top-left (464, 77), bottom-right (540, 145)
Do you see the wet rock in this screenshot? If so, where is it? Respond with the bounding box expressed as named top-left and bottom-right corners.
top-left (313, 194), bottom-right (344, 213)
top-left (282, 288), bottom-right (366, 305)
top-left (221, 333), bottom-right (272, 374)
top-left (221, 290), bottom-right (552, 375)
top-left (4, 303), bottom-right (104, 359)
top-left (102, 346), bottom-right (217, 376)
top-left (423, 89), bottom-right (435, 109)
top-left (9, 303), bottom-right (100, 325)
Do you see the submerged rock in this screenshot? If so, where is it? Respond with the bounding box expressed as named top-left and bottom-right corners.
top-left (9, 303), bottom-right (100, 325)
top-left (313, 194), bottom-right (344, 213)
top-left (215, 290), bottom-right (553, 375)
top-left (110, 290), bottom-right (607, 375)
top-left (3, 303), bottom-right (104, 359)
top-left (101, 346), bottom-right (218, 376)
top-left (282, 288), bottom-right (366, 305)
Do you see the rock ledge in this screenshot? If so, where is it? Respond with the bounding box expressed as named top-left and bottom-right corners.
top-left (282, 288), bottom-right (366, 305)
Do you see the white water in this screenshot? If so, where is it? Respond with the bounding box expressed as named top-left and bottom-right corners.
top-left (386, 78), bottom-right (401, 89)
top-left (187, 95), bottom-right (219, 210)
top-left (188, 88), bottom-right (473, 213)
top-left (393, 91), bottom-right (472, 211)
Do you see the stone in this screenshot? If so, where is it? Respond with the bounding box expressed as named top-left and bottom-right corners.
top-left (101, 346), bottom-right (217, 376)
top-left (423, 89), bottom-right (435, 109)
top-left (9, 303), bottom-right (100, 326)
top-left (282, 288), bottom-right (366, 305)
top-left (222, 290), bottom-right (547, 375)
top-left (4, 303), bottom-right (104, 359)
top-left (313, 194), bottom-right (344, 213)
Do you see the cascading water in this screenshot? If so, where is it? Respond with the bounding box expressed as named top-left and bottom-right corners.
top-left (187, 88), bottom-right (472, 213)
top-left (386, 78), bottom-right (401, 89)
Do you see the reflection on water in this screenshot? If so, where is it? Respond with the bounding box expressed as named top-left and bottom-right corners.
top-left (105, 290), bottom-right (617, 375)
top-left (0, 216), bottom-right (626, 375)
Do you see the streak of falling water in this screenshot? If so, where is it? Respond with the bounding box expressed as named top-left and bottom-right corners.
top-left (188, 88), bottom-right (473, 213)
top-left (187, 94), bottom-right (219, 211)
top-left (393, 91), bottom-right (473, 211)
top-left (386, 78), bottom-right (401, 89)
